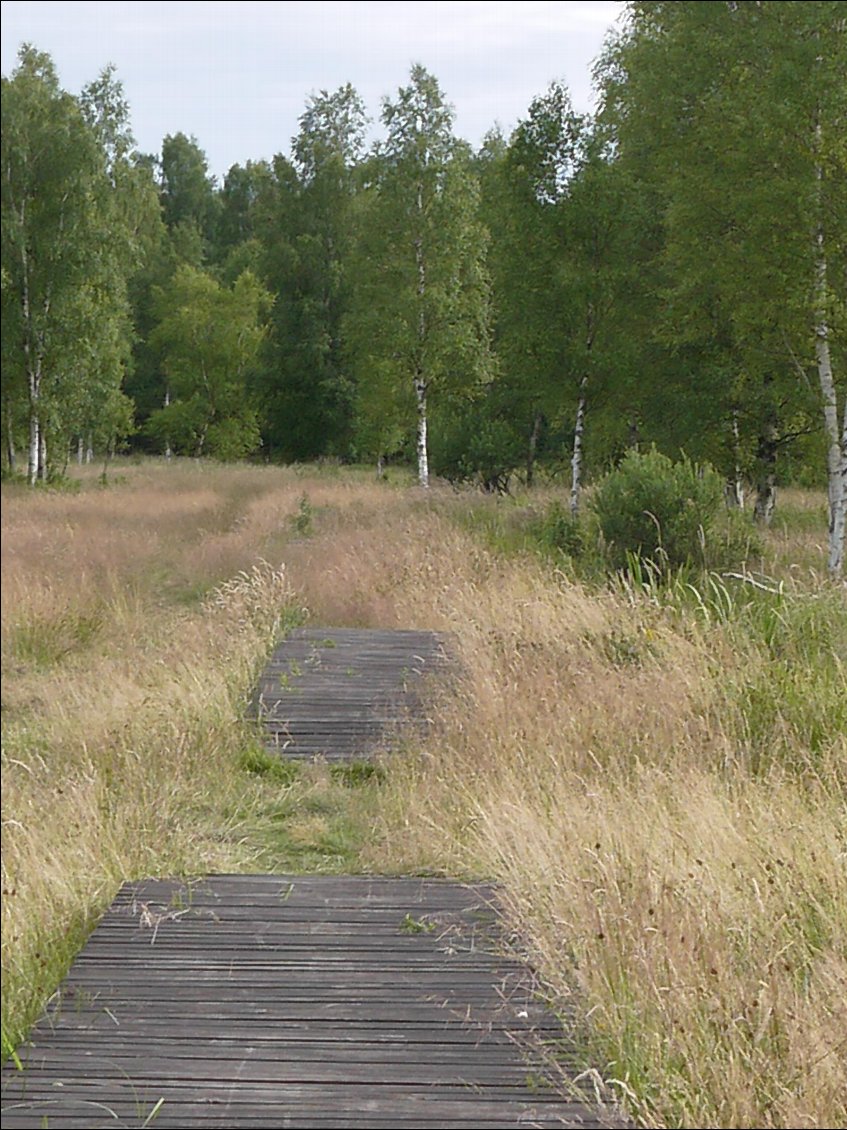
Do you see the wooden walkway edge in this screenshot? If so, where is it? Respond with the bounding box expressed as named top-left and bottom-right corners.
top-left (1, 875), bottom-right (629, 1129)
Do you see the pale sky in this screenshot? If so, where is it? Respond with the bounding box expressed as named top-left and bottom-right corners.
top-left (1, 1), bottom-right (624, 180)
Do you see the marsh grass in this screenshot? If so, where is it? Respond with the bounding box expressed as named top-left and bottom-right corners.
top-left (2, 461), bottom-right (844, 1129)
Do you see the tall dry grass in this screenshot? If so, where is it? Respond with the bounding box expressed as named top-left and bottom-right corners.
top-left (1, 461), bottom-right (396, 1051)
top-left (2, 461), bottom-right (845, 1129)
top-left (284, 492), bottom-right (847, 1129)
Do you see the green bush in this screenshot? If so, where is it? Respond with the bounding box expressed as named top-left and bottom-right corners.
top-left (533, 500), bottom-right (586, 558)
top-left (591, 448), bottom-right (727, 572)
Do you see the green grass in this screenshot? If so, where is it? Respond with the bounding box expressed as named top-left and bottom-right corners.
top-left (236, 759), bottom-right (385, 873)
top-left (9, 607), bottom-right (104, 668)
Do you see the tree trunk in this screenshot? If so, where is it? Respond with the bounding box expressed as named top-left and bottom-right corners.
top-left (415, 376), bottom-right (429, 489)
top-left (38, 429), bottom-right (48, 482)
top-left (414, 178), bottom-right (429, 490)
top-left (28, 414), bottom-right (39, 485)
top-left (85, 431), bottom-right (94, 464)
top-left (376, 454), bottom-right (385, 480)
top-left (164, 386), bottom-right (173, 460)
top-left (725, 409), bottom-right (745, 509)
top-left (27, 380), bottom-right (41, 485)
top-left (570, 377), bottom-right (588, 517)
top-left (812, 103), bottom-right (845, 574)
top-left (526, 411), bottom-right (542, 488)
top-left (77, 436), bottom-right (84, 465)
top-left (814, 231), bottom-right (845, 574)
top-left (753, 396), bottom-right (778, 526)
top-left (195, 422), bottom-right (207, 459)
top-left (6, 409), bottom-right (16, 473)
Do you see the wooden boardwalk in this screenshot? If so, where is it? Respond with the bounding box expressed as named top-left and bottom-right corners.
top-left (1, 875), bottom-right (628, 1129)
top-left (253, 628), bottom-right (451, 762)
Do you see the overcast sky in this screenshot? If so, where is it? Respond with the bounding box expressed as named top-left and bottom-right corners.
top-left (1, 1), bottom-right (624, 180)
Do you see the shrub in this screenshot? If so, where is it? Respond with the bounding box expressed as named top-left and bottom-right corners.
top-left (532, 500), bottom-right (586, 558)
top-left (591, 448), bottom-right (726, 572)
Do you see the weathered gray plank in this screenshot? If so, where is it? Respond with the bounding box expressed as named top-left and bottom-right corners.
top-left (251, 627), bottom-right (451, 763)
top-left (1, 875), bottom-right (629, 1129)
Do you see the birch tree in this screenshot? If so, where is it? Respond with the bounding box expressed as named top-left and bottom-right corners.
top-left (1, 47), bottom-right (141, 482)
top-left (348, 66), bottom-right (493, 486)
top-left (493, 85), bottom-right (647, 509)
top-left (603, 1), bottom-right (846, 570)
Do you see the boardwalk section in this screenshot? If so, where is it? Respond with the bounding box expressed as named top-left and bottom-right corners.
top-left (1, 874), bottom-right (627, 1129)
top-left (253, 628), bottom-right (451, 762)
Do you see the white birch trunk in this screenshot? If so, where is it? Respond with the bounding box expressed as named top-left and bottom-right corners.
top-left (415, 377), bottom-right (429, 489)
top-left (164, 386), bottom-right (172, 460)
top-left (725, 411), bottom-right (745, 508)
top-left (21, 211), bottom-right (42, 486)
top-left (816, 305), bottom-right (845, 574)
top-left (77, 436), bottom-right (84, 465)
top-left (813, 175), bottom-right (845, 573)
top-left (38, 429), bottom-right (47, 482)
top-left (753, 439), bottom-right (777, 526)
top-left (570, 377), bottom-right (588, 517)
top-left (753, 456), bottom-right (777, 525)
top-left (753, 374), bottom-right (778, 525)
top-left (6, 411), bottom-right (16, 473)
top-left (28, 407), bottom-right (39, 486)
top-left (195, 421), bottom-right (207, 459)
top-left (414, 177), bottom-right (429, 489)
top-left (85, 431), bottom-right (94, 464)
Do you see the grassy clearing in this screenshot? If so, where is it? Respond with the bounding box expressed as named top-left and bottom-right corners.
top-left (2, 461), bottom-right (845, 1128)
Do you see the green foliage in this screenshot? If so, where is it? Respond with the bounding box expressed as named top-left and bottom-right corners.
top-left (714, 583), bottom-right (847, 775)
top-left (3, 30), bottom-right (840, 564)
top-left (600, 1), bottom-right (845, 536)
top-left (330, 762), bottom-right (385, 787)
top-left (399, 913), bottom-right (436, 935)
top-left (205, 414), bottom-right (262, 463)
top-left (10, 606), bottom-right (103, 669)
top-left (591, 448), bottom-right (726, 572)
top-left (347, 66), bottom-right (494, 479)
top-left (532, 501), bottom-right (586, 558)
top-left (292, 493), bottom-right (313, 535)
top-left (148, 266), bottom-right (270, 458)
top-left (430, 394), bottom-right (524, 490)
top-left (254, 89), bottom-right (366, 462)
top-left (2, 47), bottom-right (151, 480)
top-left (158, 131), bottom-right (220, 248)
top-left (237, 744), bottom-right (300, 785)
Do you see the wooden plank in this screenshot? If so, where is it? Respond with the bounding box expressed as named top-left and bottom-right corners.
top-left (250, 627), bottom-right (452, 764)
top-left (2, 875), bottom-right (630, 1129)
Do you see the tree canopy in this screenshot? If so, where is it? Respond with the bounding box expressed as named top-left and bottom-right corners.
top-left (2, 19), bottom-right (844, 568)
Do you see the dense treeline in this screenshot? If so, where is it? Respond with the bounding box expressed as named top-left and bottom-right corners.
top-left (2, 2), bottom-right (845, 569)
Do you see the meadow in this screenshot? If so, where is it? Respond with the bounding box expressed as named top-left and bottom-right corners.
top-left (1, 459), bottom-right (845, 1128)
